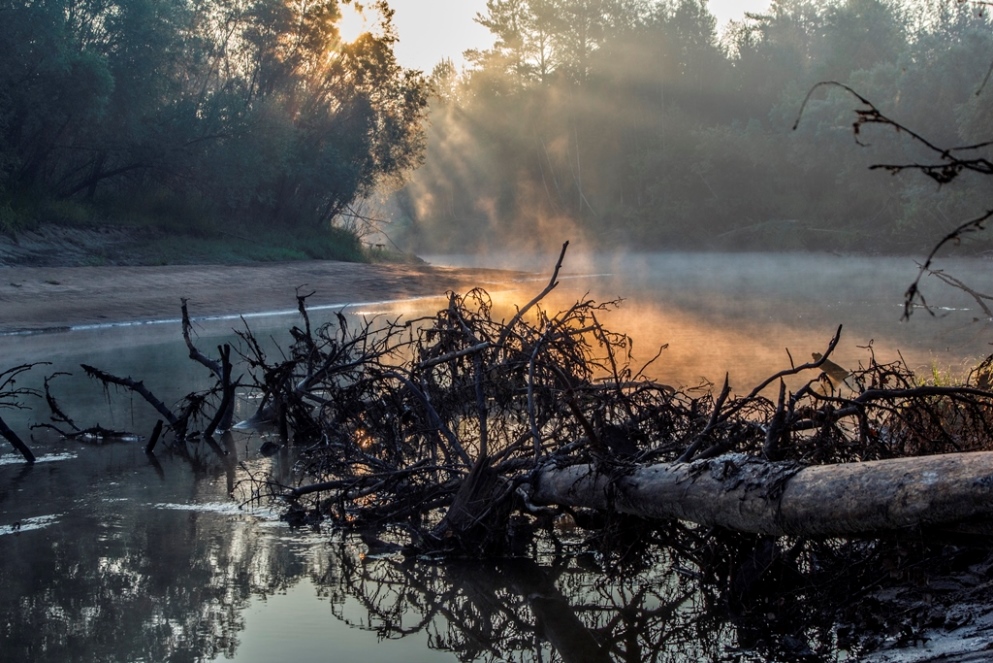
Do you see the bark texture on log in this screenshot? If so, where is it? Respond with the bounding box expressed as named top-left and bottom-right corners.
top-left (531, 452), bottom-right (993, 537)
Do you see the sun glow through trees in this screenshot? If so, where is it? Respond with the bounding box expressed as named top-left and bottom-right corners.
top-left (336, 0), bottom-right (369, 44)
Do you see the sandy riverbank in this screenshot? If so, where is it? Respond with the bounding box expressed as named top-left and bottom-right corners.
top-left (0, 260), bottom-right (530, 334)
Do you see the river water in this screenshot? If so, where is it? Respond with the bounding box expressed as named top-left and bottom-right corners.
top-left (1, 251), bottom-right (990, 662)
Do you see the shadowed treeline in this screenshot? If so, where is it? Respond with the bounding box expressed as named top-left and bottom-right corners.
top-left (399, 0), bottom-right (993, 255)
top-left (0, 0), bottom-right (428, 248)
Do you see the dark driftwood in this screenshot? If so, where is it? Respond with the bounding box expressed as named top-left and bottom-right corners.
top-left (429, 454), bottom-right (512, 553)
top-left (204, 344), bottom-right (234, 438)
top-left (145, 420), bottom-right (164, 454)
top-left (0, 416), bottom-right (35, 463)
top-left (181, 299), bottom-right (223, 377)
top-left (531, 451), bottom-right (993, 537)
top-left (81, 364), bottom-right (179, 427)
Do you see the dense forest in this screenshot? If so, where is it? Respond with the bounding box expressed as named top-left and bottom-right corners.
top-left (1, 0), bottom-right (990, 258)
top-left (400, 0), bottom-right (993, 255)
top-left (0, 0), bottom-right (428, 253)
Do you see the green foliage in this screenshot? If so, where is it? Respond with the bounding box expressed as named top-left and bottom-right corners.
top-left (134, 224), bottom-right (365, 265)
top-left (406, 0), bottom-right (993, 255)
top-left (0, 0), bottom-right (430, 247)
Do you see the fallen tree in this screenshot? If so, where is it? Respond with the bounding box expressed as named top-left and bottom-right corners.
top-left (200, 242), bottom-right (993, 554)
top-left (532, 451), bottom-right (993, 537)
top-left (24, 243), bottom-right (993, 548)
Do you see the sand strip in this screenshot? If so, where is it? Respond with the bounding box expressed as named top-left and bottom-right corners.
top-left (0, 261), bottom-right (530, 334)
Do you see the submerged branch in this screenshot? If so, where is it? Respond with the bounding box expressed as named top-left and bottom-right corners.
top-left (0, 416), bottom-right (34, 463)
top-left (81, 364), bottom-right (180, 428)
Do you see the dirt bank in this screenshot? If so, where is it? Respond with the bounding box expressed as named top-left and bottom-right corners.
top-left (0, 258), bottom-right (529, 334)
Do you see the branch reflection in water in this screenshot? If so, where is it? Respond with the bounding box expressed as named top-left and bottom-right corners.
top-left (2, 250), bottom-right (991, 662)
top-left (328, 550), bottom-right (718, 663)
top-left (0, 436), bottom-right (773, 663)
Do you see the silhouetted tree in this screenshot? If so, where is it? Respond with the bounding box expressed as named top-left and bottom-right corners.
top-left (0, 0), bottom-right (429, 234)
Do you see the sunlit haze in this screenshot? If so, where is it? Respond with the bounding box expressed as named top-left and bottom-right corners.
top-left (388, 0), bottom-right (771, 72)
top-left (337, 1), bottom-right (367, 43)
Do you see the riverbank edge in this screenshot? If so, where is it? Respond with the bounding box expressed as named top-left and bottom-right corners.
top-left (0, 259), bottom-right (535, 334)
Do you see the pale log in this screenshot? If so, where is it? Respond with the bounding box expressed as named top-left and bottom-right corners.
top-left (531, 452), bottom-right (993, 537)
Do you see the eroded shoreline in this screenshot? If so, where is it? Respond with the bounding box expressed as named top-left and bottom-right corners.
top-left (0, 260), bottom-right (529, 334)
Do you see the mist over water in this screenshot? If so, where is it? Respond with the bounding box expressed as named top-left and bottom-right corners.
top-left (425, 250), bottom-right (993, 390)
top-left (11, 249), bottom-right (987, 433)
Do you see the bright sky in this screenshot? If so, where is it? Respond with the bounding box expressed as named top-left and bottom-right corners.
top-left (387, 0), bottom-right (773, 72)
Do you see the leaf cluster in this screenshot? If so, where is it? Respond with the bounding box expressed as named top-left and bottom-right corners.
top-left (0, 0), bottom-right (429, 236)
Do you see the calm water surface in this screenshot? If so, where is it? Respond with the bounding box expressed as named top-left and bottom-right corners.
top-left (1, 251), bottom-right (990, 662)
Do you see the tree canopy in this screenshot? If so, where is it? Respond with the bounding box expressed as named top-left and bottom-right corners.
top-left (0, 0), bottom-right (429, 234)
top-left (401, 0), bottom-right (993, 255)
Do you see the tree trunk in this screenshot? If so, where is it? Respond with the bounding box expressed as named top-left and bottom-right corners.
top-left (530, 452), bottom-right (993, 537)
top-left (429, 454), bottom-right (512, 554)
top-left (0, 416), bottom-right (35, 463)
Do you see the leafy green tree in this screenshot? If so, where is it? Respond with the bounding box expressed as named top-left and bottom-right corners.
top-left (471, 0), bottom-right (560, 86)
top-left (0, 1), bottom-right (114, 195)
top-left (0, 0), bottom-right (428, 237)
top-left (818, 0), bottom-right (905, 81)
top-left (553, 0), bottom-right (631, 84)
top-left (726, 0), bottom-right (827, 121)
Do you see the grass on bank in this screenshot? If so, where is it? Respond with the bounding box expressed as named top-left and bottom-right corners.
top-left (0, 192), bottom-right (419, 266)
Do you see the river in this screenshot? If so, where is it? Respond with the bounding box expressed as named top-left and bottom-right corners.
top-left (1, 251), bottom-right (990, 662)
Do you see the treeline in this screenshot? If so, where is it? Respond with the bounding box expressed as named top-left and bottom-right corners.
top-left (0, 0), bottom-right (428, 241)
top-left (400, 0), bottom-right (993, 254)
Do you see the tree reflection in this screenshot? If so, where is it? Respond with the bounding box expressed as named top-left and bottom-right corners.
top-left (4, 433), bottom-right (984, 662)
top-left (0, 433), bottom-right (317, 663)
top-left (320, 542), bottom-right (741, 663)
top-left (312, 520), bottom-right (984, 662)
